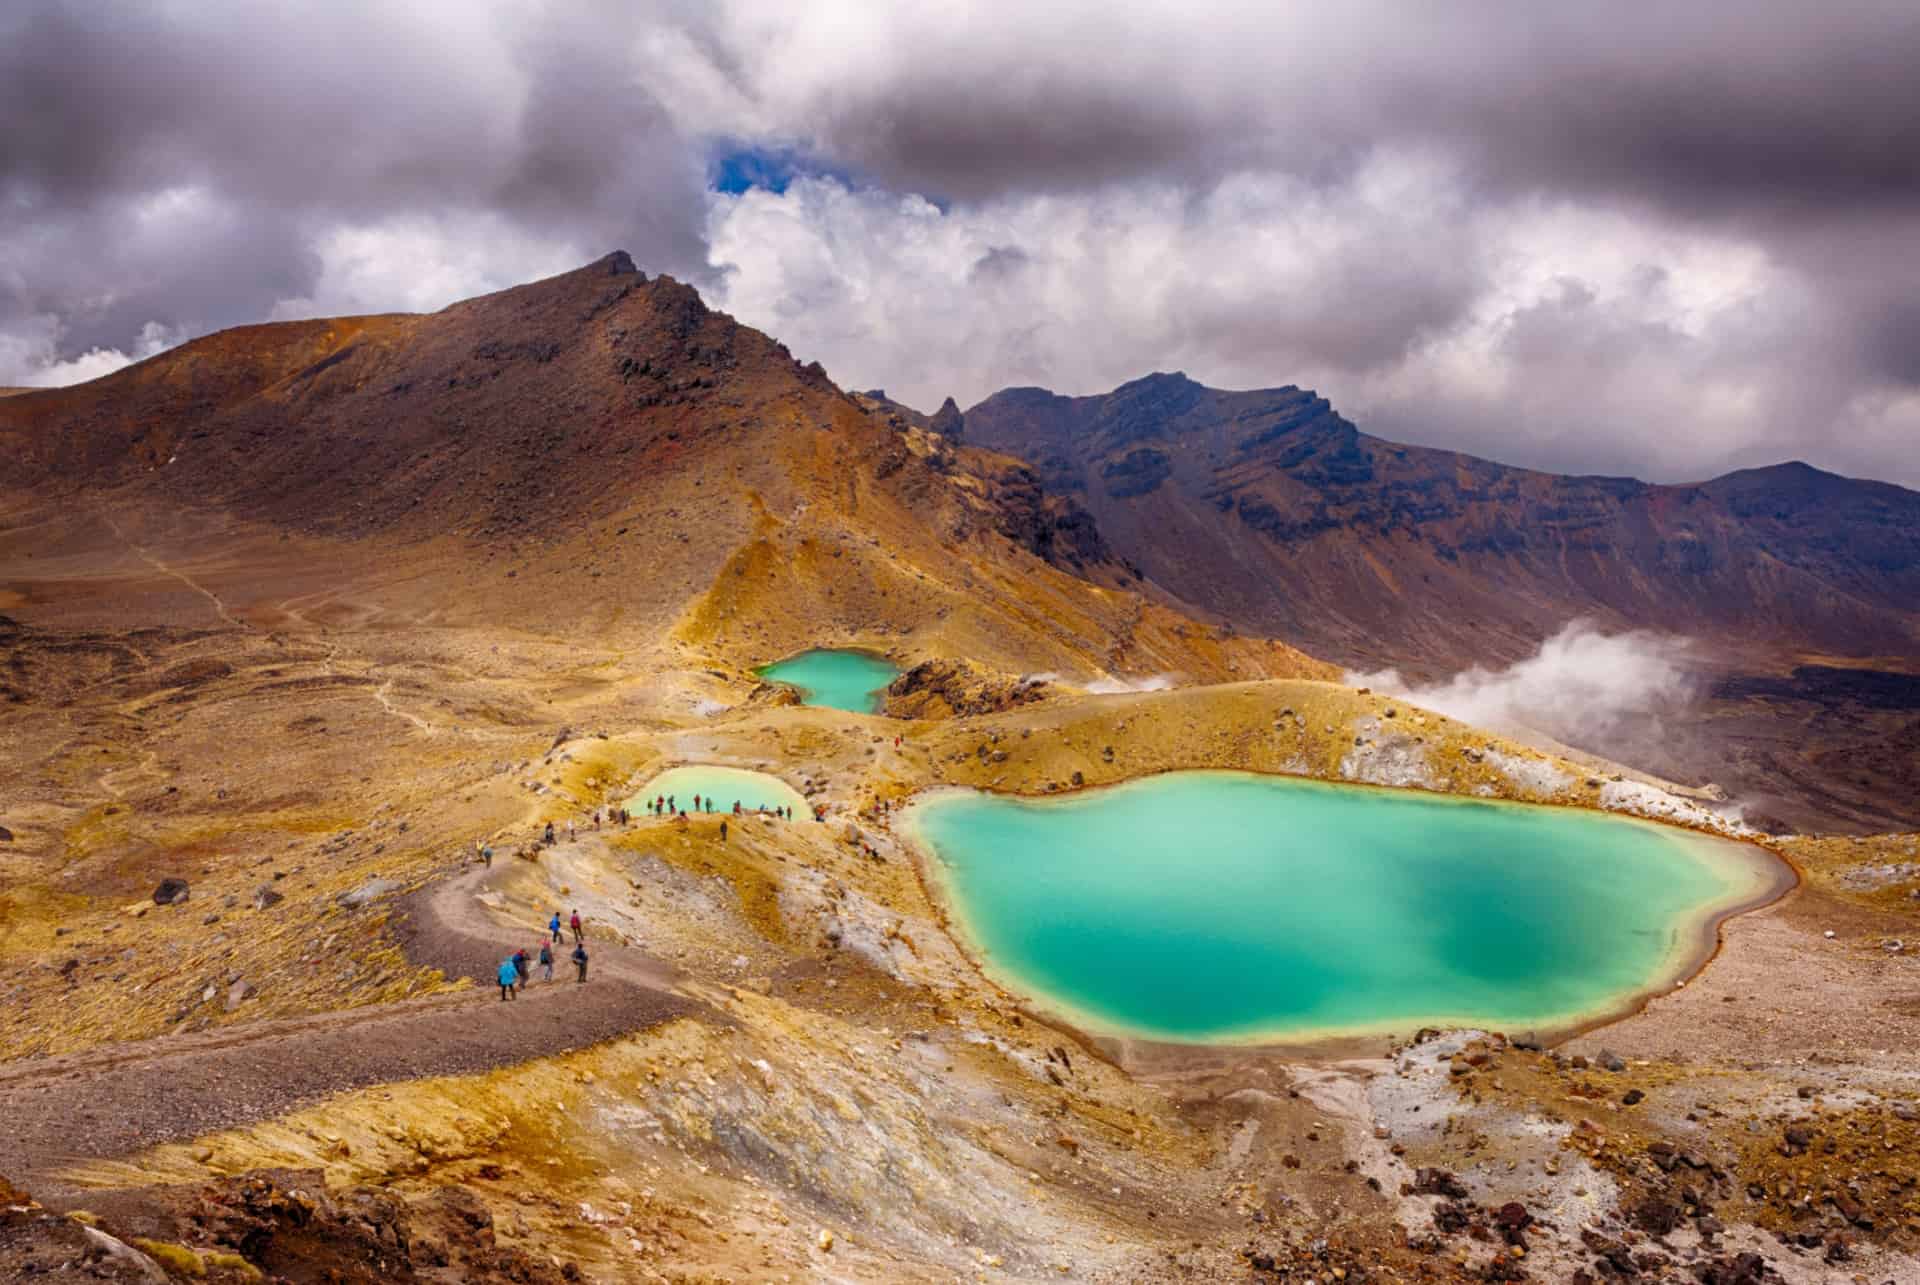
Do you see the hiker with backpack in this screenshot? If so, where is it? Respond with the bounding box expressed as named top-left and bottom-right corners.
top-left (538, 939), bottom-right (553, 982)
top-left (497, 957), bottom-right (518, 1001)
top-left (569, 909), bottom-right (583, 944)
top-left (572, 940), bottom-right (589, 983)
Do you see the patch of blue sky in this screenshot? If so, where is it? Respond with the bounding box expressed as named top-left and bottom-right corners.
top-left (709, 142), bottom-right (844, 195)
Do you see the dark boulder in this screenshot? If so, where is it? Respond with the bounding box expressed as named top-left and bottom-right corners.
top-left (152, 878), bottom-right (191, 906)
top-left (1493, 1201), bottom-right (1532, 1246)
top-left (1631, 1195), bottom-right (1683, 1236)
top-left (1412, 1167), bottom-right (1469, 1199)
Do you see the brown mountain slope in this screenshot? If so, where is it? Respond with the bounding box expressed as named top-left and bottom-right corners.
top-left (961, 372), bottom-right (1920, 671)
top-left (0, 257), bottom-right (1324, 687)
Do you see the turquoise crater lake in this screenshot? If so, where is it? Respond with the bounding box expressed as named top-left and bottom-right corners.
top-left (903, 772), bottom-right (1785, 1044)
top-left (757, 649), bottom-right (901, 713)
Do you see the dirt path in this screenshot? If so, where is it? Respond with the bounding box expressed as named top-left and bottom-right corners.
top-left (0, 863), bottom-right (703, 1195)
top-left (97, 509), bottom-right (248, 631)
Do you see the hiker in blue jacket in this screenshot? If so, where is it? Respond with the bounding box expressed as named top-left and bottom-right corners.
top-left (497, 956), bottom-right (518, 1000)
top-left (548, 911), bottom-right (562, 943)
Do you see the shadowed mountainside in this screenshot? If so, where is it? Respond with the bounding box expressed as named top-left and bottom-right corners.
top-left (961, 372), bottom-right (1920, 672)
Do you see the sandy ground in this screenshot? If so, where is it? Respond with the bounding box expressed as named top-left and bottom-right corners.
top-left (0, 860), bottom-right (697, 1197)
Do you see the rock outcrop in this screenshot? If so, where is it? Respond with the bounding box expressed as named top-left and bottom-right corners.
top-left (882, 659), bottom-right (1049, 720)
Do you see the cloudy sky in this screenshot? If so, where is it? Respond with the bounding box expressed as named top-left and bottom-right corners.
top-left (5, 2), bottom-right (1918, 485)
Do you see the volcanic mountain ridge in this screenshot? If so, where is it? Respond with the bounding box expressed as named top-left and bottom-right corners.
top-left (960, 371), bottom-right (1920, 672)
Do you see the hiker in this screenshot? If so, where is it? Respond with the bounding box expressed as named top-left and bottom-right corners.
top-left (692, 793), bottom-right (701, 812)
top-left (572, 940), bottom-right (589, 982)
top-left (732, 800), bottom-right (742, 816)
top-left (513, 947), bottom-right (531, 986)
top-left (498, 956), bottom-right (518, 1000)
top-left (719, 819), bottom-right (729, 843)
top-left (593, 809), bottom-right (601, 831)
top-left (549, 911), bottom-right (562, 943)
top-left (569, 909), bottom-right (583, 944)
top-left (539, 940), bottom-right (554, 982)
top-left (543, 820), bottom-right (555, 844)
top-left (567, 819), bottom-right (575, 841)
top-left (480, 843), bottom-right (493, 867)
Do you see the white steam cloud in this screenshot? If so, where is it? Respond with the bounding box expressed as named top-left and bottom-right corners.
top-left (1349, 621), bottom-right (1695, 742)
top-left (1085, 673), bottom-right (1177, 695)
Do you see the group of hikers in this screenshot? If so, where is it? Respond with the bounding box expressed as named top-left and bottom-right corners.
top-left (497, 907), bottom-right (590, 999)
top-left (486, 780), bottom-right (829, 999)
top-left (539, 807), bottom-right (632, 846)
top-left (644, 792), bottom-right (794, 822)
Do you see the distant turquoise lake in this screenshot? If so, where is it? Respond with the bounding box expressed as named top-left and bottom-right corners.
top-left (904, 772), bottom-right (1784, 1044)
top-left (758, 649), bottom-right (900, 713)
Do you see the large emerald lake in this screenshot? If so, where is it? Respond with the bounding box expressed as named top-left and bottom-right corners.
top-left (757, 648), bottom-right (900, 713)
top-left (904, 772), bottom-right (1783, 1044)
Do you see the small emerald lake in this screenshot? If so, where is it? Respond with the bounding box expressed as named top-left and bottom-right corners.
top-left (627, 765), bottom-right (806, 816)
top-left (903, 772), bottom-right (1785, 1045)
top-left (758, 649), bottom-right (900, 713)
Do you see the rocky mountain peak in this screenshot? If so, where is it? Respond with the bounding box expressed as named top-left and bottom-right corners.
top-left (930, 396), bottom-right (965, 440)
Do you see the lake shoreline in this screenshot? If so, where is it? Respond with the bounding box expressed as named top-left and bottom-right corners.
top-left (899, 770), bottom-right (1799, 1068)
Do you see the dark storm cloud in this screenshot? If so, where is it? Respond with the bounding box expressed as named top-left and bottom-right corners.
top-left (1424, 6), bottom-right (1920, 222)
top-left (759, 3), bottom-right (1920, 227)
top-left (0, 0), bottom-right (708, 376)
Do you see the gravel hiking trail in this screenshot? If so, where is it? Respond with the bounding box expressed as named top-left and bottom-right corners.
top-left (0, 862), bottom-right (704, 1197)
